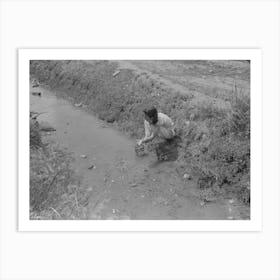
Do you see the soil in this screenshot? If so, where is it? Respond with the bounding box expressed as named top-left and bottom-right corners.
top-left (31, 85), bottom-right (248, 220)
top-left (117, 60), bottom-right (250, 107)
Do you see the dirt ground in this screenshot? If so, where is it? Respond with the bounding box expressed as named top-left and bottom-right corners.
top-left (30, 60), bottom-right (250, 220)
top-left (117, 60), bottom-right (250, 104)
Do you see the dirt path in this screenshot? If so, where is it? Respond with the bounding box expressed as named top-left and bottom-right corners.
top-left (116, 60), bottom-right (250, 109)
top-left (31, 87), bottom-right (241, 220)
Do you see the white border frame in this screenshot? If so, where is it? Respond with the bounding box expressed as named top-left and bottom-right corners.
top-left (18, 49), bottom-right (262, 232)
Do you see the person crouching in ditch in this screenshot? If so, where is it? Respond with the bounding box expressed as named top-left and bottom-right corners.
top-left (137, 106), bottom-right (176, 159)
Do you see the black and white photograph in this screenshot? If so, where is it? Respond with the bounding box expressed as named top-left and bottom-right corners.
top-left (2, 1), bottom-right (279, 280)
top-left (29, 58), bottom-right (251, 221)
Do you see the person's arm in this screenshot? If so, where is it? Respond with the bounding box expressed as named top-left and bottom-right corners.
top-left (138, 120), bottom-right (155, 145)
top-left (141, 132), bottom-right (155, 143)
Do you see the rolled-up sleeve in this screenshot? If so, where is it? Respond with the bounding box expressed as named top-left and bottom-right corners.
top-left (161, 114), bottom-right (174, 128)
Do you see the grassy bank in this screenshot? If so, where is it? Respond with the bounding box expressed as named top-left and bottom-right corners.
top-left (30, 118), bottom-right (89, 219)
top-left (30, 60), bottom-right (250, 205)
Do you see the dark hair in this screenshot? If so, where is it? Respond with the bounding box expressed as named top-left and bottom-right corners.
top-left (143, 106), bottom-right (158, 124)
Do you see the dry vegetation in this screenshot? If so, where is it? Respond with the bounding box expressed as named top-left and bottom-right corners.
top-left (30, 119), bottom-right (89, 219)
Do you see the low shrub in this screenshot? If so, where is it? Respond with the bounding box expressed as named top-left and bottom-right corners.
top-left (186, 91), bottom-right (250, 204)
top-left (30, 133), bottom-right (90, 219)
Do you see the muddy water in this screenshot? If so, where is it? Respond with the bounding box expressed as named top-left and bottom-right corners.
top-left (31, 87), bottom-right (236, 220)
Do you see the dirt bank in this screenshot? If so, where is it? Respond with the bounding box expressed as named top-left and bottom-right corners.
top-left (30, 86), bottom-right (248, 219)
top-left (30, 60), bottom-right (250, 214)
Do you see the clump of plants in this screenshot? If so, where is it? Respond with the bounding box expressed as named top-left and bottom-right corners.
top-left (184, 88), bottom-right (250, 204)
top-left (30, 121), bottom-right (90, 219)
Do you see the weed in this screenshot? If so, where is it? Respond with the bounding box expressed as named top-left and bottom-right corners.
top-left (30, 123), bottom-right (90, 219)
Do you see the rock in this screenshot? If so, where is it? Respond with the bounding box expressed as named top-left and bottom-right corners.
top-left (31, 79), bottom-right (40, 87)
top-left (201, 134), bottom-right (208, 141)
top-left (32, 91), bottom-right (42, 97)
top-left (229, 199), bottom-right (234, 204)
top-left (113, 70), bottom-right (120, 77)
top-left (106, 116), bottom-right (115, 123)
top-left (80, 155), bottom-right (87, 159)
top-left (183, 173), bottom-right (191, 180)
top-left (39, 122), bottom-right (56, 132)
top-left (189, 113), bottom-right (195, 121)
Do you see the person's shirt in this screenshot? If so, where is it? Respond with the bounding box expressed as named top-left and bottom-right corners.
top-left (144, 112), bottom-right (174, 138)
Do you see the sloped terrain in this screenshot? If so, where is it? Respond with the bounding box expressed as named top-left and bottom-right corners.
top-left (30, 60), bottom-right (250, 219)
